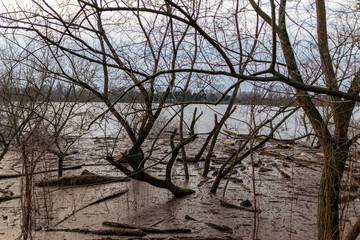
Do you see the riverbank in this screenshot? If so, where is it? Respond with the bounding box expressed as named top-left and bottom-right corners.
top-left (0, 134), bottom-right (359, 239)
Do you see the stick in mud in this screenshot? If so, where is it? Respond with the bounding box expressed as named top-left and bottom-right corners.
top-left (220, 200), bottom-right (261, 213)
top-left (53, 189), bottom-right (128, 227)
top-left (205, 222), bottom-right (233, 234)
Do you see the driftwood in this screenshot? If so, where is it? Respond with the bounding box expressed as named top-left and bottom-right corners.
top-left (223, 128), bottom-right (315, 145)
top-left (54, 189), bottom-right (128, 227)
top-left (205, 222), bottom-right (233, 234)
top-left (102, 221), bottom-right (191, 234)
top-left (231, 179), bottom-right (251, 192)
top-left (274, 165), bottom-right (291, 179)
top-left (0, 196), bottom-right (20, 202)
top-left (261, 151), bottom-right (320, 172)
top-left (35, 170), bottom-right (130, 187)
top-left (220, 200), bottom-right (260, 213)
top-left (0, 165), bottom-right (82, 179)
top-left (41, 227), bottom-right (146, 236)
top-left (0, 188), bottom-right (19, 202)
top-left (259, 151), bottom-right (291, 160)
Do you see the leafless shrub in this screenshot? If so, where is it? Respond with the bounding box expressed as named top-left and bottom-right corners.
top-left (19, 121), bottom-right (52, 240)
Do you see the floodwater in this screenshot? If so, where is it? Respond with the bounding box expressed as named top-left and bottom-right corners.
top-left (77, 102), bottom-right (360, 141)
top-left (76, 103), bottom-right (312, 139)
top-left (1, 134), bottom-right (360, 239)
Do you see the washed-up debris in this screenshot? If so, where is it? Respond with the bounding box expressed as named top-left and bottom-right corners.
top-left (240, 199), bottom-right (253, 207)
top-left (260, 151), bottom-right (291, 160)
top-left (185, 215), bottom-right (197, 221)
top-left (299, 152), bottom-right (310, 161)
top-left (0, 188), bottom-right (19, 202)
top-left (231, 179), bottom-right (251, 191)
top-left (197, 179), bottom-right (207, 187)
top-left (276, 144), bottom-right (292, 149)
top-left (224, 141), bottom-right (235, 146)
top-left (258, 167), bottom-right (272, 173)
top-left (0, 195), bottom-right (20, 202)
top-left (274, 165), bottom-right (291, 179)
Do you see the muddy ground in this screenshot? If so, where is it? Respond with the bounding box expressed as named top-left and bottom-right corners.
top-left (0, 134), bottom-right (359, 240)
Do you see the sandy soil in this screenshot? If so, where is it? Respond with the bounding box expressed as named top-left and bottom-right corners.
top-left (0, 134), bottom-right (359, 240)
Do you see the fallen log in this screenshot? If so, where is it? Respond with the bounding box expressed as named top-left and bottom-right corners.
top-left (54, 189), bottom-right (128, 227)
top-left (40, 227), bottom-right (146, 236)
top-left (102, 221), bottom-right (191, 233)
top-left (220, 200), bottom-right (261, 213)
top-left (35, 171), bottom-right (130, 187)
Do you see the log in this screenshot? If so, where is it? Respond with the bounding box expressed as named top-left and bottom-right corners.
top-left (41, 227), bottom-right (146, 236)
top-left (35, 172), bottom-right (130, 187)
top-left (102, 221), bottom-right (191, 233)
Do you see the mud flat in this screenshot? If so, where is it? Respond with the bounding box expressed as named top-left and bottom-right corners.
top-left (0, 134), bottom-right (359, 239)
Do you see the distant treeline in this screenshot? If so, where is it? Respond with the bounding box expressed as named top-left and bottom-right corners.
top-left (0, 83), bottom-right (293, 106)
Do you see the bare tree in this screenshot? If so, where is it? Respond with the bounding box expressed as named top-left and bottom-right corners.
top-left (2, 1), bottom-right (360, 238)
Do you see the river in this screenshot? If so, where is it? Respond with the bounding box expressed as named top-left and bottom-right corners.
top-left (76, 103), bottom-right (312, 140)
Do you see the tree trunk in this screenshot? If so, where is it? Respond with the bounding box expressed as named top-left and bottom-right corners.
top-left (106, 138), bottom-right (196, 197)
top-left (58, 154), bottom-right (64, 178)
top-left (318, 140), bottom-right (348, 240)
